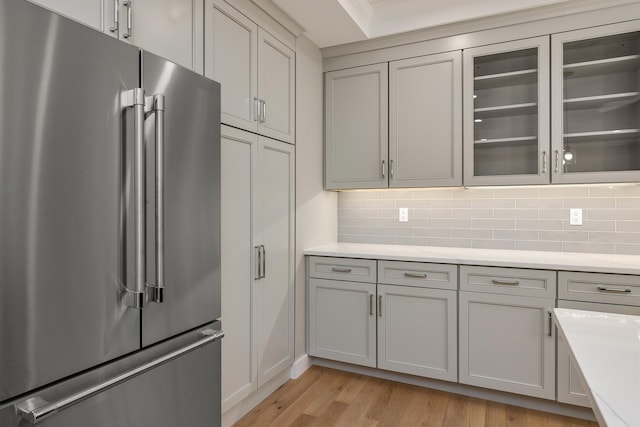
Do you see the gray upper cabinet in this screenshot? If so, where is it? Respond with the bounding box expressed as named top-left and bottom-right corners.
top-left (389, 52), bottom-right (462, 188)
top-left (325, 63), bottom-right (389, 190)
top-left (551, 20), bottom-right (640, 184)
top-left (205, 0), bottom-right (295, 144)
top-left (463, 37), bottom-right (550, 186)
top-left (28, 0), bottom-right (204, 71)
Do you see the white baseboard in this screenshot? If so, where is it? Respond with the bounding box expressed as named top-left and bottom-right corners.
top-left (290, 354), bottom-right (311, 379)
top-left (222, 369), bottom-right (290, 427)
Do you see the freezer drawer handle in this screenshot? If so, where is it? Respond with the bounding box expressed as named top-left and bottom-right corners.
top-left (121, 88), bottom-right (147, 309)
top-left (145, 94), bottom-right (166, 304)
top-left (15, 328), bottom-right (225, 424)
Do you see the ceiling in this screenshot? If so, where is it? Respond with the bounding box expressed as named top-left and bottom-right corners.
top-left (271, 0), bottom-right (575, 48)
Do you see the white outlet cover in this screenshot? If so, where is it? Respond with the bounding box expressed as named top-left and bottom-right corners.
top-left (570, 208), bottom-right (583, 226)
top-left (399, 208), bottom-right (408, 222)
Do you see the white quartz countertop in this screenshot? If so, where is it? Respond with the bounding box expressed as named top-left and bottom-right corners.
top-left (553, 308), bottom-right (640, 427)
top-left (304, 242), bottom-right (640, 275)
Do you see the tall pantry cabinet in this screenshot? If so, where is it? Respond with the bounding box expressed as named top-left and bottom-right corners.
top-left (220, 125), bottom-right (295, 412)
top-left (207, 0), bottom-right (296, 416)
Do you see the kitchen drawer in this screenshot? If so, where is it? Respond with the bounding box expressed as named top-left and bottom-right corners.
top-left (460, 266), bottom-right (556, 298)
top-left (378, 261), bottom-right (457, 290)
top-left (308, 256), bottom-right (376, 283)
top-left (558, 271), bottom-right (640, 306)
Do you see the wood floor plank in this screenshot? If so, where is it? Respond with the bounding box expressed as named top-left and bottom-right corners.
top-left (232, 366), bottom-right (598, 427)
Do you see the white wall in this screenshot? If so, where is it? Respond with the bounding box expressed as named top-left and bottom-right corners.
top-left (294, 35), bottom-right (337, 359)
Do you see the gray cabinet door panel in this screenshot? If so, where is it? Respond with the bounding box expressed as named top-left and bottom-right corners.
top-left (325, 63), bottom-right (388, 189)
top-left (141, 52), bottom-right (221, 347)
top-left (389, 52), bottom-right (462, 188)
top-left (0, 1), bottom-right (140, 402)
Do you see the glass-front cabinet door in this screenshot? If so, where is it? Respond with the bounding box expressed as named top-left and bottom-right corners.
top-left (464, 37), bottom-right (550, 186)
top-left (552, 21), bottom-right (640, 184)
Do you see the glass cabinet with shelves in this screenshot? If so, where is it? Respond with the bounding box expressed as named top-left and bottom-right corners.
top-left (552, 21), bottom-right (640, 183)
top-left (464, 37), bottom-right (550, 185)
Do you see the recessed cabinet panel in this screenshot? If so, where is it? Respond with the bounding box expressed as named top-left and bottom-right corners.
top-left (205, 0), bottom-right (258, 131)
top-left (378, 285), bottom-right (457, 381)
top-left (389, 52), bottom-right (462, 187)
top-left (464, 37), bottom-right (550, 186)
top-left (459, 292), bottom-right (556, 400)
top-left (325, 63), bottom-right (389, 189)
top-left (309, 278), bottom-right (377, 367)
top-left (552, 21), bottom-right (640, 183)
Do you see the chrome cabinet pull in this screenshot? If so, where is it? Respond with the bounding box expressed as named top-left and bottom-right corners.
top-left (15, 329), bottom-right (224, 424)
top-left (253, 97), bottom-right (261, 122)
top-left (109, 0), bottom-right (119, 32)
top-left (378, 295), bottom-right (383, 317)
top-left (491, 278), bottom-right (520, 286)
top-left (122, 0), bottom-right (132, 39)
top-left (369, 294), bottom-right (373, 316)
top-left (145, 95), bottom-right (165, 303)
top-left (255, 246), bottom-right (262, 279)
top-left (121, 88), bottom-right (146, 310)
top-left (261, 99), bottom-right (267, 123)
top-left (261, 245), bottom-right (266, 278)
top-left (404, 272), bottom-right (427, 278)
top-left (382, 160), bottom-right (385, 179)
top-left (597, 286), bottom-right (631, 293)
top-left (331, 267), bottom-right (352, 273)
top-left (548, 311), bottom-right (552, 337)
top-left (390, 159), bottom-right (394, 179)
top-left (554, 150), bottom-right (560, 173)
top-left (542, 150), bottom-right (547, 174)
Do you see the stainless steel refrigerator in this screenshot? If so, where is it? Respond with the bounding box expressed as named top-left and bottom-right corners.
top-left (0, 0), bottom-right (222, 425)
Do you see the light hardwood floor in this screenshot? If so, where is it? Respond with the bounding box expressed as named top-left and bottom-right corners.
top-left (233, 366), bottom-right (597, 427)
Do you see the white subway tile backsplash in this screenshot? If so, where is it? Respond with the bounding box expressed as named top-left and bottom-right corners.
top-left (337, 185), bottom-right (640, 254)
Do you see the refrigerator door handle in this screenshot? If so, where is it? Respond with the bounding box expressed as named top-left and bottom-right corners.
top-left (15, 328), bottom-right (225, 424)
top-left (145, 94), bottom-right (165, 304)
top-left (121, 88), bottom-right (146, 310)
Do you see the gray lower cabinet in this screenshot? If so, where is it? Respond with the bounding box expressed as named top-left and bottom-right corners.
top-left (459, 291), bottom-right (556, 400)
top-left (557, 271), bottom-right (640, 407)
top-left (308, 277), bottom-right (377, 367)
top-left (377, 284), bottom-right (457, 381)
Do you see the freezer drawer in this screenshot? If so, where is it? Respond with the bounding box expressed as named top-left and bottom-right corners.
top-left (0, 322), bottom-right (223, 427)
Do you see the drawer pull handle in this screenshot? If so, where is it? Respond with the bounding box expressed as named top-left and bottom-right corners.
top-left (379, 295), bottom-right (383, 317)
top-left (370, 294), bottom-right (374, 316)
top-left (332, 267), bottom-right (352, 273)
top-left (491, 279), bottom-right (520, 286)
top-left (597, 286), bottom-right (631, 293)
top-left (548, 311), bottom-right (552, 337)
top-left (404, 272), bottom-right (427, 278)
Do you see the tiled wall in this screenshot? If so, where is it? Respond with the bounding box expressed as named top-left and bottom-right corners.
top-left (337, 185), bottom-right (640, 255)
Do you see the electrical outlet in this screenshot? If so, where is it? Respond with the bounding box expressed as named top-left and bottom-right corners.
top-left (569, 208), bottom-right (583, 226)
top-left (399, 208), bottom-right (408, 222)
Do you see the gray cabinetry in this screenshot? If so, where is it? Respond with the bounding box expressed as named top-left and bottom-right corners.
top-left (29, 0), bottom-right (204, 71)
top-left (220, 125), bottom-right (295, 411)
top-left (556, 271), bottom-right (640, 407)
top-left (551, 20), bottom-right (640, 183)
top-left (377, 261), bottom-right (457, 381)
top-left (308, 257), bottom-right (377, 367)
top-left (459, 266), bottom-right (556, 400)
top-left (205, 0), bottom-right (295, 143)
top-left (389, 52), bottom-right (462, 188)
top-left (325, 64), bottom-right (389, 189)
top-left (463, 37), bottom-right (550, 186)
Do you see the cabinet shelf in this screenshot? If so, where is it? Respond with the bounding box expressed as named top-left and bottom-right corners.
top-left (474, 69), bottom-right (537, 89)
top-left (563, 129), bottom-right (640, 142)
top-left (475, 102), bottom-right (537, 119)
top-left (474, 136), bottom-right (537, 145)
top-left (564, 92), bottom-right (640, 111)
top-left (563, 54), bottom-right (640, 78)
